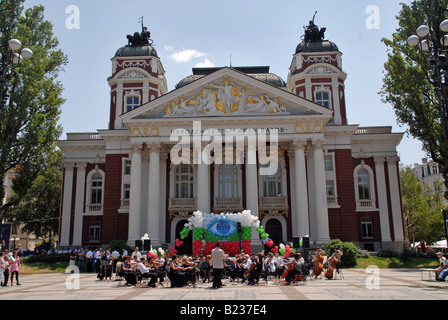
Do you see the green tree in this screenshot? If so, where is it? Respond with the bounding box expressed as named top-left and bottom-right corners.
top-left (6, 150), bottom-right (62, 243)
top-left (0, 0), bottom-right (68, 217)
top-left (380, 0), bottom-right (448, 199)
top-left (400, 165), bottom-right (445, 246)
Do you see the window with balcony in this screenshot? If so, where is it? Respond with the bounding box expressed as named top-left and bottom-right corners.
top-left (354, 165), bottom-right (376, 210)
top-left (218, 164), bottom-right (238, 198)
top-left (175, 164), bottom-right (194, 198)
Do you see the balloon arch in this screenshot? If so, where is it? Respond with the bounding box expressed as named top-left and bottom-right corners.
top-left (171, 210), bottom-right (299, 257)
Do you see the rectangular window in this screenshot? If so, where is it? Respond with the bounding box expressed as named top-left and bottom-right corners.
top-left (361, 217), bottom-right (374, 238)
top-left (88, 222), bottom-right (101, 242)
top-left (324, 155), bottom-right (333, 171)
top-left (123, 184), bottom-right (130, 199)
top-left (316, 92), bottom-right (330, 109)
top-left (326, 181), bottom-right (335, 196)
top-left (124, 160), bottom-right (131, 175)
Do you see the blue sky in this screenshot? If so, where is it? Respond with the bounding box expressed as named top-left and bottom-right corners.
top-left (23, 0), bottom-right (425, 166)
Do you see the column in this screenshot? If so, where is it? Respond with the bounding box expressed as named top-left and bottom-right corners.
top-left (312, 139), bottom-right (330, 243)
top-left (128, 143), bottom-right (143, 246)
top-left (115, 84), bottom-right (123, 129)
top-left (148, 142), bottom-right (161, 246)
top-left (373, 157), bottom-right (392, 243)
top-left (292, 139), bottom-right (310, 239)
top-left (245, 144), bottom-right (259, 243)
top-left (387, 156), bottom-right (405, 242)
top-left (197, 145), bottom-right (211, 213)
top-left (60, 163), bottom-right (75, 247)
top-left (72, 163), bottom-right (87, 246)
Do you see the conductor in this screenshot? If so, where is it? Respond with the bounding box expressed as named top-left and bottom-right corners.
top-left (211, 242), bottom-right (226, 289)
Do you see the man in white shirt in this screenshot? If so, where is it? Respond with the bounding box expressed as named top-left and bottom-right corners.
top-left (137, 257), bottom-right (157, 287)
top-left (211, 242), bottom-right (226, 289)
top-left (131, 247), bottom-right (142, 261)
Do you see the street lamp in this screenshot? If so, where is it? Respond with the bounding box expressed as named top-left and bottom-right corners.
top-left (0, 38), bottom-right (33, 108)
top-left (408, 20), bottom-right (448, 246)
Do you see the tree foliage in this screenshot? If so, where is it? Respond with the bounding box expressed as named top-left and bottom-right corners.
top-left (6, 150), bottom-right (62, 242)
top-left (400, 165), bottom-right (446, 245)
top-left (0, 0), bottom-right (68, 217)
top-left (380, 0), bottom-right (448, 198)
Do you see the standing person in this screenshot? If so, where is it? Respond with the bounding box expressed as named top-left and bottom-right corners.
top-left (9, 251), bottom-right (21, 285)
top-left (131, 247), bottom-right (142, 262)
top-left (0, 252), bottom-right (9, 287)
top-left (78, 248), bottom-right (86, 273)
top-left (86, 249), bottom-right (93, 273)
top-left (69, 250), bottom-right (77, 268)
top-left (111, 249), bottom-right (120, 273)
top-left (2, 249), bottom-right (11, 287)
top-left (211, 242), bottom-right (226, 289)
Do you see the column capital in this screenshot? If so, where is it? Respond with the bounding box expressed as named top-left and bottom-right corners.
top-left (131, 143), bottom-right (143, 154)
top-left (291, 139), bottom-right (308, 151)
top-left (386, 156), bottom-right (400, 164)
top-left (63, 162), bottom-right (75, 172)
top-left (76, 162), bottom-right (88, 171)
top-left (373, 157), bottom-right (386, 165)
top-left (148, 142), bottom-right (161, 153)
top-left (310, 138), bottom-right (325, 150)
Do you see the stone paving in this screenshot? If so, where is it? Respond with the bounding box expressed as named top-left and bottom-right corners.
top-left (0, 268), bottom-right (447, 301)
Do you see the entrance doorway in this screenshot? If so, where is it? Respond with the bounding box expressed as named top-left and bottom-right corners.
top-left (175, 220), bottom-right (192, 256)
top-left (265, 219), bottom-right (283, 247)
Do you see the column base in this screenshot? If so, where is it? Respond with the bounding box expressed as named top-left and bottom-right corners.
top-left (381, 240), bottom-right (407, 253)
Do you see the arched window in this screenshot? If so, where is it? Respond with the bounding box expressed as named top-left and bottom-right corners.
top-left (91, 173), bottom-right (103, 204)
top-left (263, 165), bottom-right (282, 197)
top-left (126, 95), bottom-right (140, 112)
top-left (218, 164), bottom-right (238, 198)
top-left (357, 169), bottom-right (371, 200)
top-left (175, 164), bottom-right (194, 198)
top-left (354, 164), bottom-right (376, 210)
top-left (86, 169), bottom-right (105, 212)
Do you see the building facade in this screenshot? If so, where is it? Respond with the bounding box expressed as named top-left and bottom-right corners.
top-left (58, 21), bottom-right (406, 252)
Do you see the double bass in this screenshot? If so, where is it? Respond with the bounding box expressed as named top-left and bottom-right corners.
top-left (313, 251), bottom-right (324, 278)
top-left (324, 255), bottom-right (338, 279)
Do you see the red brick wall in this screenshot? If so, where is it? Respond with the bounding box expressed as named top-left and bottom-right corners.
top-left (101, 154), bottom-right (128, 244)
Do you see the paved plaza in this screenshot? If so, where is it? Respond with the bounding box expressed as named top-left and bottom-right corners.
top-left (1, 268), bottom-right (447, 301)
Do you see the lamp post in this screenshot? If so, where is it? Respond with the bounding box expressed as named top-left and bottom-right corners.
top-left (408, 20), bottom-right (448, 247)
top-left (0, 38), bottom-right (33, 108)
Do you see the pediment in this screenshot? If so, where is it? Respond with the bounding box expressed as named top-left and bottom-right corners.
top-left (120, 67), bottom-right (333, 122)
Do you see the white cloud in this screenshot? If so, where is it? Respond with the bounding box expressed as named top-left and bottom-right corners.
top-left (195, 58), bottom-right (215, 68)
top-left (170, 49), bottom-right (207, 63)
top-left (164, 45), bottom-right (175, 51)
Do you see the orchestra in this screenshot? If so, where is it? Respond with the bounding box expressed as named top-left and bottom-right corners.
top-left (105, 244), bottom-right (343, 287)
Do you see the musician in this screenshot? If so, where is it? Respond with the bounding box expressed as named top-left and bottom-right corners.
top-left (274, 252), bottom-right (285, 278)
top-left (229, 254), bottom-right (245, 282)
top-left (181, 256), bottom-right (197, 286)
top-left (198, 255), bottom-right (212, 283)
top-left (263, 252), bottom-right (276, 280)
top-left (312, 246), bottom-right (326, 279)
top-left (326, 247), bottom-right (343, 274)
top-left (137, 257), bottom-right (158, 287)
top-left (169, 254), bottom-right (187, 288)
top-left (240, 254), bottom-right (252, 283)
top-left (284, 253), bottom-right (305, 285)
top-left (121, 256), bottom-right (138, 286)
top-left (247, 253), bottom-right (264, 285)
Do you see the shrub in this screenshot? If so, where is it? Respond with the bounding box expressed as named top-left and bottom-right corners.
top-left (326, 239), bottom-right (358, 268)
top-left (358, 249), bottom-right (370, 258)
top-left (377, 248), bottom-right (397, 257)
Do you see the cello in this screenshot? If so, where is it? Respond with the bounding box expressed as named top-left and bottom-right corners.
top-left (281, 262), bottom-right (294, 279)
top-left (244, 261), bottom-right (257, 278)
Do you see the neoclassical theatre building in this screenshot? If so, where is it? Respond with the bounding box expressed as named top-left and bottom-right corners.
top-left (58, 21), bottom-right (405, 253)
